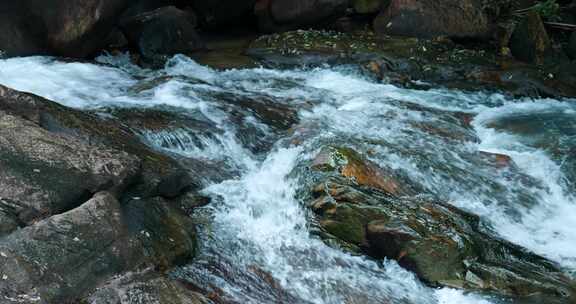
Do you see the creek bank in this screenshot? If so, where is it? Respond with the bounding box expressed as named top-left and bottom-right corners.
top-left (0, 85), bottom-right (205, 303)
top-left (247, 29), bottom-right (576, 98)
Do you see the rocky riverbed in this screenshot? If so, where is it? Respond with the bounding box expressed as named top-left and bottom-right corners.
top-left (1, 1), bottom-right (576, 304)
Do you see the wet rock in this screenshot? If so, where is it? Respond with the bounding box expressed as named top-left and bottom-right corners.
top-left (306, 147), bottom-right (576, 302)
top-left (256, 0), bottom-right (348, 32)
top-left (312, 146), bottom-right (419, 196)
top-left (87, 270), bottom-right (209, 304)
top-left (373, 0), bottom-right (504, 39)
top-left (0, 0), bottom-right (130, 57)
top-left (0, 85), bottom-right (199, 303)
top-left (0, 110), bottom-right (140, 225)
top-left (509, 11), bottom-right (551, 64)
top-left (0, 84), bottom-right (184, 198)
top-left (479, 151), bottom-right (514, 169)
top-left (0, 192), bottom-right (196, 303)
top-left (120, 6), bottom-right (205, 63)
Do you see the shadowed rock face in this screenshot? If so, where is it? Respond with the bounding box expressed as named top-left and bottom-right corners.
top-left (305, 146), bottom-right (576, 303)
top-left (0, 0), bottom-right (130, 57)
top-left (120, 6), bottom-right (205, 63)
top-left (0, 85), bottom-right (199, 303)
top-left (373, 0), bottom-right (509, 40)
top-left (255, 0), bottom-right (348, 32)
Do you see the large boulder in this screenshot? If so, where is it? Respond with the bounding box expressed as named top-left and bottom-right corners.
top-left (255, 0), bottom-right (348, 32)
top-left (306, 146), bottom-right (576, 302)
top-left (373, 0), bottom-right (508, 39)
top-left (0, 85), bottom-right (199, 303)
top-left (0, 0), bottom-right (130, 57)
top-left (0, 111), bottom-right (139, 234)
top-left (120, 6), bottom-right (205, 62)
top-left (0, 192), bottom-right (196, 303)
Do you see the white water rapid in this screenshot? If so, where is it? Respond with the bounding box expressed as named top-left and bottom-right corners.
top-left (1, 54), bottom-right (575, 304)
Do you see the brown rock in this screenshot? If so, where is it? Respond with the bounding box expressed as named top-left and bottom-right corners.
top-left (509, 11), bottom-right (551, 64)
top-left (373, 0), bottom-right (497, 39)
top-left (0, 0), bottom-right (130, 57)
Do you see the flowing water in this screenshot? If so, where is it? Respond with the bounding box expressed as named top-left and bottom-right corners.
top-left (1, 54), bottom-right (575, 304)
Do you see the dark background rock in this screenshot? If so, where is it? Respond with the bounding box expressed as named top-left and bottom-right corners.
top-left (0, 0), bottom-right (130, 57)
top-left (0, 85), bottom-right (199, 303)
top-left (120, 6), bottom-right (205, 62)
top-left (256, 0), bottom-right (348, 32)
top-left (510, 11), bottom-right (552, 63)
top-left (568, 31), bottom-right (576, 60)
top-left (373, 0), bottom-right (502, 39)
top-left (352, 0), bottom-right (386, 15)
top-left (189, 0), bottom-right (257, 29)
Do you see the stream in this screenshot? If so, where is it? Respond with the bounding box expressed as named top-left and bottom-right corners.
top-left (1, 54), bottom-right (575, 304)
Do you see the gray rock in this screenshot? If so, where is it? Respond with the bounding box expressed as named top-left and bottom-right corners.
top-left (120, 6), bottom-right (205, 62)
top-left (0, 85), bottom-right (199, 303)
top-left (0, 111), bottom-right (140, 225)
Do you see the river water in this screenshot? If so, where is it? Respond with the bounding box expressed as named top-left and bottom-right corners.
top-left (0, 54), bottom-right (575, 304)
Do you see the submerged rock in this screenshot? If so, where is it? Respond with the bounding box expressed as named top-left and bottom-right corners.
top-left (120, 6), bottom-right (205, 63)
top-left (306, 146), bottom-right (576, 302)
top-left (87, 269), bottom-right (210, 304)
top-left (189, 0), bottom-right (257, 29)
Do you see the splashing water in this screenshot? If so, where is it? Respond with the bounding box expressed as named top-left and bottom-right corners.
top-left (1, 54), bottom-right (575, 303)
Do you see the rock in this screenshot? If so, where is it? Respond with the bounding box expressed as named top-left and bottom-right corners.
top-left (120, 6), bottom-right (205, 62)
top-left (311, 146), bottom-right (420, 195)
top-left (87, 270), bottom-right (209, 304)
top-left (0, 85), bottom-right (199, 303)
top-left (307, 147), bottom-right (576, 302)
top-left (248, 29), bottom-right (576, 98)
top-left (0, 192), bottom-right (134, 303)
top-left (509, 11), bottom-right (551, 64)
top-left (352, 0), bottom-right (386, 14)
top-left (0, 192), bottom-right (196, 303)
top-left (0, 0), bottom-right (130, 57)
top-left (0, 84), bottom-right (184, 198)
top-left (255, 0), bottom-right (348, 32)
top-left (190, 0), bottom-right (257, 29)
top-left (568, 32), bottom-right (576, 60)
top-left (0, 110), bottom-right (140, 226)
top-left (373, 0), bottom-right (503, 39)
